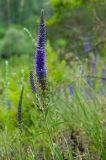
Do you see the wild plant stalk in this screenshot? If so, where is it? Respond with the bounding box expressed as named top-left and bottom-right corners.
top-left (29, 10), bottom-right (56, 159)
top-left (42, 111), bottom-right (55, 158)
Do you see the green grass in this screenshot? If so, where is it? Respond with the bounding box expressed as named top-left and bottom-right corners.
top-left (0, 50), bottom-right (106, 159)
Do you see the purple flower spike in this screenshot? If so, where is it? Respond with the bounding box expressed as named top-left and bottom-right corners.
top-left (35, 10), bottom-right (47, 91)
top-left (84, 35), bottom-right (90, 54)
top-left (37, 10), bottom-right (46, 49)
top-left (29, 70), bottom-right (36, 93)
top-left (91, 54), bottom-right (97, 74)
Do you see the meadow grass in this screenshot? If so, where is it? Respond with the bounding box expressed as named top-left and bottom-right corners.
top-left (0, 53), bottom-right (106, 160)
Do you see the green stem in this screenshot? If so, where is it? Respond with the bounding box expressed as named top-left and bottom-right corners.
top-left (2, 132), bottom-right (10, 160)
top-left (43, 111), bottom-right (55, 159)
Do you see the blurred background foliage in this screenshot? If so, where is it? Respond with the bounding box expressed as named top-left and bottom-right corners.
top-left (0, 0), bottom-right (106, 60)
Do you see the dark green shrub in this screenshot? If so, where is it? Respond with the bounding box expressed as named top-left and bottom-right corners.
top-left (0, 27), bottom-right (6, 39)
top-left (0, 27), bottom-right (33, 58)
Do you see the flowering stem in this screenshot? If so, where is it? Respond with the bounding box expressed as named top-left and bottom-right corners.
top-left (42, 111), bottom-right (55, 159)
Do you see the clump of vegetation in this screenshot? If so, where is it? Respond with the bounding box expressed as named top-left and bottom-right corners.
top-left (0, 27), bottom-right (33, 58)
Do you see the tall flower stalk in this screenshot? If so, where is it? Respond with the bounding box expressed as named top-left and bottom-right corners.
top-left (31, 11), bottom-right (55, 157)
top-left (29, 10), bottom-right (48, 111)
top-left (29, 10), bottom-right (47, 96)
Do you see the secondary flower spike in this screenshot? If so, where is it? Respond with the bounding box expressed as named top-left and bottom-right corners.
top-left (29, 70), bottom-right (36, 93)
top-left (35, 10), bottom-right (47, 92)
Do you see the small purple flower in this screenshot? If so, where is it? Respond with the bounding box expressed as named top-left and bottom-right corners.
top-left (68, 85), bottom-right (74, 96)
top-left (35, 10), bottom-right (47, 91)
top-left (84, 35), bottom-right (90, 54)
top-left (86, 76), bottom-right (91, 87)
top-left (29, 70), bottom-right (36, 92)
top-left (79, 64), bottom-right (84, 75)
top-left (91, 54), bottom-right (97, 74)
top-left (7, 99), bottom-right (11, 110)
